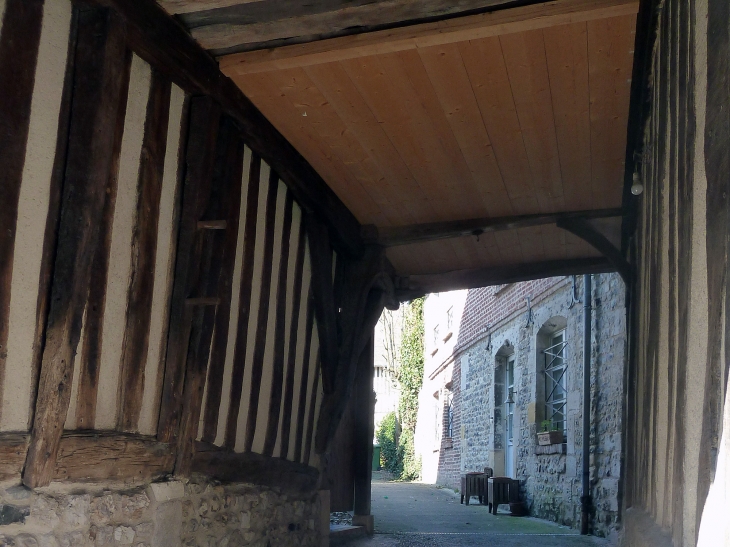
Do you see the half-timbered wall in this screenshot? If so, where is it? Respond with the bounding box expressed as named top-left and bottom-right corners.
top-left (0, 0), bottom-right (326, 487)
top-left (623, 0), bottom-right (730, 545)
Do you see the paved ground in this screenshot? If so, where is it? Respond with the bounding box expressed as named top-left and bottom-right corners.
top-left (341, 481), bottom-right (611, 547)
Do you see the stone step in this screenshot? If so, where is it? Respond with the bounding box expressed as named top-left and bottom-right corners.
top-left (329, 524), bottom-right (367, 545)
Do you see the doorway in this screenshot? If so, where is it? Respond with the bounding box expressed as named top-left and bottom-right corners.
top-left (504, 355), bottom-right (515, 478)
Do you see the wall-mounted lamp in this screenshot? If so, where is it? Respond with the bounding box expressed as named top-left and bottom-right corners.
top-left (504, 388), bottom-right (515, 406)
top-left (631, 171), bottom-right (644, 196)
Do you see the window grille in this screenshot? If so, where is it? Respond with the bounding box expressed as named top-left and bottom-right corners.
top-left (544, 331), bottom-right (568, 435)
top-left (447, 396), bottom-right (453, 438)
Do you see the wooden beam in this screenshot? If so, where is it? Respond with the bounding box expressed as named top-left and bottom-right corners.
top-left (117, 69), bottom-right (172, 432)
top-left (184, 0), bottom-right (516, 53)
top-left (87, 0), bottom-right (364, 258)
top-left (304, 214), bottom-right (339, 395)
top-left (192, 442), bottom-right (319, 493)
top-left (396, 256), bottom-right (614, 298)
top-left (158, 0), bottom-right (259, 15)
top-left (219, 0), bottom-right (638, 74)
top-left (54, 432), bottom-right (174, 483)
top-left (157, 96), bottom-right (221, 443)
top-left (0, 0), bottom-right (45, 421)
top-left (556, 217), bottom-right (631, 284)
top-left (3, 432), bottom-right (174, 483)
top-left (366, 208), bottom-right (623, 247)
top-left (23, 8), bottom-right (130, 489)
top-left (174, 117), bottom-right (243, 476)
top-left (263, 192), bottom-right (295, 456)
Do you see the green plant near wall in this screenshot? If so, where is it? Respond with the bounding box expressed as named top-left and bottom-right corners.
top-left (376, 411), bottom-right (401, 475)
top-left (396, 298), bottom-right (424, 480)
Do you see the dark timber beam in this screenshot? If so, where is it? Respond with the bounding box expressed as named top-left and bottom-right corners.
top-left (86, 0), bottom-right (364, 258)
top-left (396, 257), bottom-right (614, 299)
top-left (556, 218), bottom-right (631, 284)
top-left (192, 442), bottom-right (319, 493)
top-left (365, 208), bottom-right (623, 247)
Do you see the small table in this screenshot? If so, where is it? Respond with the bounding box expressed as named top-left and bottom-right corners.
top-left (461, 473), bottom-right (488, 506)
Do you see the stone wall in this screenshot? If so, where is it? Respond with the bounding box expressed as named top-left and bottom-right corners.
top-left (0, 476), bottom-right (322, 547)
top-left (418, 274), bottom-right (626, 539)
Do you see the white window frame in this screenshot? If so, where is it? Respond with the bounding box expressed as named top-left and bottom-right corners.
top-left (544, 330), bottom-right (567, 435)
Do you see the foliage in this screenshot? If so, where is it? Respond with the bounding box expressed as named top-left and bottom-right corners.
top-left (540, 419), bottom-right (552, 432)
top-left (397, 298), bottom-right (425, 432)
top-left (398, 428), bottom-right (421, 481)
top-left (376, 411), bottom-right (401, 474)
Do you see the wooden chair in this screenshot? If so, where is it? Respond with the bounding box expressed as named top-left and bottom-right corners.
top-left (461, 472), bottom-right (487, 505)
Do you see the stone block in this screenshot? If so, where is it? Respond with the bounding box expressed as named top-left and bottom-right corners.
top-left (0, 504), bottom-right (29, 525)
top-left (148, 482), bottom-right (185, 504)
top-left (152, 502), bottom-right (182, 547)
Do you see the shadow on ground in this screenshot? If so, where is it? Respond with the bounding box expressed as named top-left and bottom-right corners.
top-left (342, 481), bottom-right (611, 547)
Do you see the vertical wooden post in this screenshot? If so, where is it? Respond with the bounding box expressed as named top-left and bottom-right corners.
top-left (23, 8), bottom-right (129, 488)
top-left (352, 336), bottom-right (375, 534)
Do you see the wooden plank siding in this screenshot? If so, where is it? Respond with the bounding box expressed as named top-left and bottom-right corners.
top-left (0, 0), bottom-right (330, 488)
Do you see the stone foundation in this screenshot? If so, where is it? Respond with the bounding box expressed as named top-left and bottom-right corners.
top-left (0, 476), bottom-right (322, 546)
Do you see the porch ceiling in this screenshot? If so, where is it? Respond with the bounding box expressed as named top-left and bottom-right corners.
top-left (160, 0), bottom-right (638, 279)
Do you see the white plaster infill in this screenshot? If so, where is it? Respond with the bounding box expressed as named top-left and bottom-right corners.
top-left (148, 481), bottom-right (185, 503)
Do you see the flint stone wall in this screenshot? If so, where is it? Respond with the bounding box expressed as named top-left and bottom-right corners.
top-left (0, 476), bottom-right (321, 547)
top-left (445, 274), bottom-right (625, 538)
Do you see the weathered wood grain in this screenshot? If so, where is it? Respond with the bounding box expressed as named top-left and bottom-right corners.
top-left (293, 297), bottom-right (315, 463)
top-left (304, 214), bottom-right (338, 395)
top-left (27, 5), bottom-right (80, 426)
top-left (117, 70), bottom-right (172, 432)
top-left (157, 96), bottom-right (221, 443)
top-left (219, 0), bottom-right (638, 74)
top-left (200, 136), bottom-right (246, 444)
top-left (185, 0), bottom-right (515, 52)
top-left (243, 169), bottom-right (280, 453)
top-left (303, 355), bottom-right (320, 466)
top-left (173, 117), bottom-right (243, 475)
top-left (55, 431), bottom-right (174, 482)
top-left (193, 441), bottom-right (318, 492)
top-left (158, 0), bottom-right (259, 15)
top-left (278, 227), bottom-right (307, 460)
top-left (263, 192), bottom-right (294, 456)
top-left (75, 47), bottom-right (132, 429)
top-left (23, 8), bottom-right (130, 488)
top-left (86, 0), bottom-right (363, 258)
top-left (0, 0), bottom-right (45, 419)
top-left (0, 433), bottom-right (29, 482)
top-left (224, 155), bottom-right (261, 449)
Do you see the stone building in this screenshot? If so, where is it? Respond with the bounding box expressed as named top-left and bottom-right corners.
top-left (373, 308), bottom-right (403, 432)
top-left (415, 274), bottom-right (626, 538)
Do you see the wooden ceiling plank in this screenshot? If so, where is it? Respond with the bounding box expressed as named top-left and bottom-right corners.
top-left (458, 36), bottom-right (539, 211)
top-left (385, 49), bottom-right (488, 219)
top-left (587, 14), bottom-right (636, 207)
top-left (303, 61), bottom-right (430, 225)
top-left (219, 0), bottom-right (639, 75)
top-left (417, 43), bottom-right (513, 219)
top-left (500, 29), bottom-right (566, 213)
top-left (543, 22), bottom-right (594, 210)
top-left (517, 226), bottom-right (547, 263)
top-left (493, 229), bottom-right (523, 265)
top-left (157, 0), bottom-right (259, 15)
top-left (237, 74), bottom-right (382, 224)
top-left (539, 223), bottom-right (569, 260)
top-left (340, 55), bottom-right (471, 221)
top-left (262, 69), bottom-right (396, 221)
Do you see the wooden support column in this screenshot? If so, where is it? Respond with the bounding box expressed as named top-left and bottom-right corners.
top-left (174, 116), bottom-right (244, 475)
top-left (23, 8), bottom-right (129, 488)
top-left (314, 246), bottom-right (398, 455)
top-left (157, 96), bottom-right (221, 443)
top-left (352, 335), bottom-right (375, 533)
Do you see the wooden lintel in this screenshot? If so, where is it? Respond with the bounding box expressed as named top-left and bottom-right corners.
top-left (192, 442), bottom-right (319, 493)
top-left (219, 0), bottom-right (638, 74)
top-left (3, 432), bottom-right (174, 484)
top-left (366, 208), bottom-right (624, 247)
top-left (197, 219), bottom-right (228, 230)
top-left (556, 218), bottom-right (632, 284)
top-left (396, 256), bottom-right (615, 298)
top-left (87, 0), bottom-right (364, 258)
